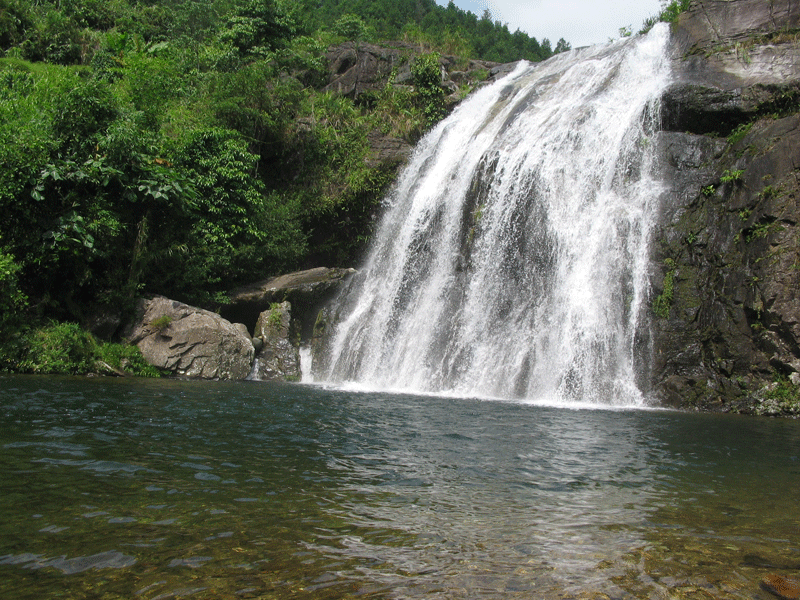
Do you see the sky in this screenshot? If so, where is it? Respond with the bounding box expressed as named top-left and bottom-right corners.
top-left (436, 0), bottom-right (664, 48)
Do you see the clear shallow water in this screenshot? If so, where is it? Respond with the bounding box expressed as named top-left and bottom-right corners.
top-left (1, 375), bottom-right (799, 599)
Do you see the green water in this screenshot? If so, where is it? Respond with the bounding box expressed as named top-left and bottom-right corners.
top-left (0, 375), bottom-right (798, 599)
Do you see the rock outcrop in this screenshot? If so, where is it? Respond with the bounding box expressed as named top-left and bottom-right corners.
top-left (650, 0), bottom-right (800, 414)
top-left (219, 267), bottom-right (355, 381)
top-left (324, 41), bottom-right (502, 102)
top-left (324, 41), bottom-right (507, 176)
top-left (125, 296), bottom-right (254, 380)
top-left (250, 301), bottom-right (300, 381)
top-left (221, 267), bottom-right (355, 335)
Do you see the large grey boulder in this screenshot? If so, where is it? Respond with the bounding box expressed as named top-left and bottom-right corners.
top-left (125, 296), bottom-right (254, 380)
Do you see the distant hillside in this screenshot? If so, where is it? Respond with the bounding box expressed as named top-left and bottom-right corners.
top-left (296, 0), bottom-right (569, 61)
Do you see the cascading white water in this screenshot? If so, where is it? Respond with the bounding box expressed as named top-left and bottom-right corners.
top-left (313, 25), bottom-right (672, 406)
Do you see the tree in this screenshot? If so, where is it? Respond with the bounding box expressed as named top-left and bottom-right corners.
top-left (163, 128), bottom-right (306, 301)
top-left (217, 0), bottom-right (297, 59)
top-left (332, 13), bottom-right (370, 41)
top-left (411, 52), bottom-right (444, 126)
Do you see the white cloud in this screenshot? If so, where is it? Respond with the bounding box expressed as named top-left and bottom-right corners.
top-left (437, 0), bottom-right (664, 48)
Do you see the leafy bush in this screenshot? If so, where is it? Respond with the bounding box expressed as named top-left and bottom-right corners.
top-left (0, 249), bottom-right (26, 332)
top-left (332, 14), bottom-right (371, 42)
top-left (720, 169), bottom-right (744, 183)
top-left (157, 127), bottom-right (307, 302)
top-left (19, 321), bottom-right (99, 374)
top-left (15, 321), bottom-right (161, 376)
top-left (411, 52), bottom-right (445, 126)
top-left (52, 77), bottom-right (118, 155)
top-left (97, 341), bottom-right (162, 377)
top-left (640, 0), bottom-right (692, 34)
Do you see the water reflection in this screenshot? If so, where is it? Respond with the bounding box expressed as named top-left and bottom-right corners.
top-left (0, 375), bottom-right (798, 599)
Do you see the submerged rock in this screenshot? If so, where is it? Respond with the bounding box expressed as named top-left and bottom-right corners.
top-left (125, 296), bottom-right (254, 380)
top-left (762, 574), bottom-right (800, 600)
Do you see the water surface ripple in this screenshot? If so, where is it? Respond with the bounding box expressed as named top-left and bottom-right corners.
top-left (1, 375), bottom-right (798, 599)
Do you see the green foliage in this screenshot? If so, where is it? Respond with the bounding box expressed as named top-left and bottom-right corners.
top-left (52, 77), bottom-right (118, 155)
top-left (0, 0), bottom-right (34, 50)
top-left (758, 185), bottom-right (782, 201)
top-left (727, 121), bottom-right (753, 146)
top-left (744, 220), bottom-right (781, 243)
top-left (554, 38), bottom-right (571, 53)
top-left (756, 376), bottom-right (800, 416)
top-left (267, 303), bottom-right (283, 328)
top-left (640, 0), bottom-right (692, 34)
top-left (297, 0), bottom-right (555, 63)
top-left (164, 127), bottom-right (306, 302)
top-left (14, 321), bottom-right (160, 376)
top-left (149, 314), bottom-right (172, 332)
top-left (16, 321), bottom-right (98, 374)
top-left (332, 13), bottom-right (371, 42)
top-left (96, 341), bottom-right (163, 377)
top-left (720, 168), bottom-right (744, 183)
top-left (0, 249), bottom-right (27, 332)
top-left (658, 0), bottom-right (692, 23)
top-left (653, 258), bottom-right (676, 319)
top-left (216, 0), bottom-right (297, 62)
top-left (701, 184), bottom-right (716, 197)
top-left (368, 77), bottom-right (424, 140)
top-left (756, 84), bottom-right (800, 118)
top-left (115, 51), bottom-right (188, 130)
top-left (412, 52), bottom-right (445, 126)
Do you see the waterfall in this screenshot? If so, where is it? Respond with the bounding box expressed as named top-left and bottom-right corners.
top-left (313, 25), bottom-right (672, 406)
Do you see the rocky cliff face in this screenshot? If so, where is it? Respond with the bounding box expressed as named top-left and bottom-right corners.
top-left (324, 41), bottom-right (505, 103)
top-left (324, 41), bottom-right (514, 172)
top-left (651, 0), bottom-right (800, 414)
